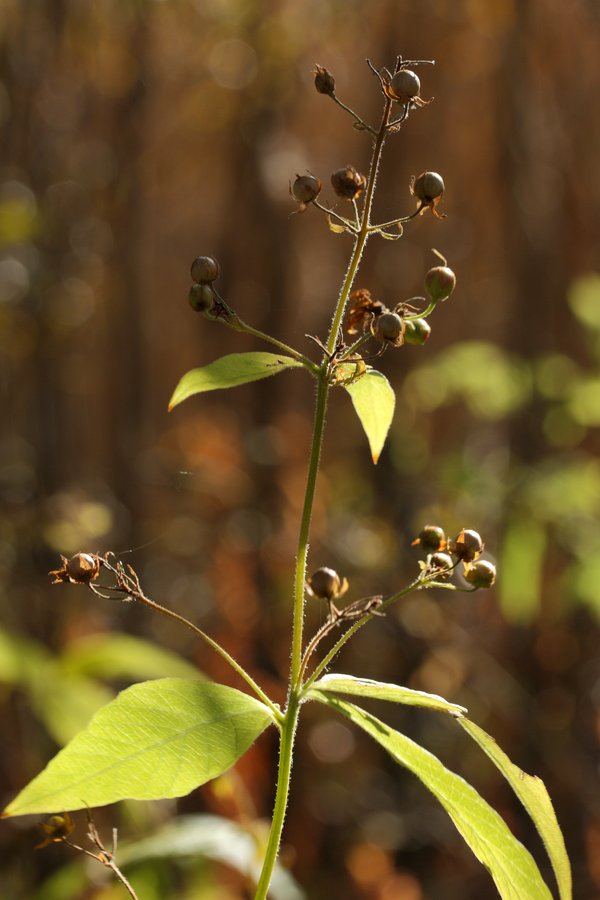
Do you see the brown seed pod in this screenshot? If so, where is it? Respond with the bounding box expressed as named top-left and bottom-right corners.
top-left (412, 172), bottom-right (445, 203)
top-left (313, 64), bottom-right (336, 96)
top-left (388, 69), bottom-right (421, 103)
top-left (413, 525), bottom-right (447, 553)
top-left (307, 567), bottom-right (346, 601)
top-left (188, 283), bottom-right (215, 313)
top-left (451, 529), bottom-right (484, 563)
top-left (429, 552), bottom-right (454, 578)
top-left (331, 165), bottom-right (367, 201)
top-left (464, 559), bottom-right (497, 589)
top-left (190, 255), bottom-right (220, 284)
top-left (50, 552), bottom-right (102, 585)
top-left (291, 173), bottom-right (322, 204)
top-left (375, 311), bottom-right (404, 345)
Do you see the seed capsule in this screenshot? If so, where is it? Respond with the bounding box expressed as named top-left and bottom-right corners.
top-left (464, 559), bottom-right (497, 589)
top-left (425, 265), bottom-right (456, 302)
top-left (190, 255), bottom-right (220, 284)
top-left (429, 552), bottom-right (454, 576)
top-left (188, 283), bottom-right (215, 313)
top-left (404, 318), bottom-right (431, 345)
top-left (451, 529), bottom-right (484, 562)
top-left (291, 173), bottom-right (322, 204)
top-left (331, 165), bottom-right (367, 201)
top-left (412, 172), bottom-right (445, 204)
top-left (375, 311), bottom-right (404, 344)
top-left (307, 567), bottom-right (343, 601)
top-left (388, 69), bottom-right (421, 104)
top-left (313, 64), bottom-right (336, 96)
top-left (413, 525), bottom-right (446, 553)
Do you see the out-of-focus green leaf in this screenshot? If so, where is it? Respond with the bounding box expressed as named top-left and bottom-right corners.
top-left (308, 673), bottom-right (466, 717)
top-left (459, 718), bottom-right (572, 900)
top-left (0, 627), bottom-right (49, 684)
top-left (60, 633), bottom-right (201, 682)
top-left (121, 814), bottom-right (304, 900)
top-left (3, 679), bottom-right (274, 816)
top-left (568, 273), bottom-right (600, 330)
top-left (318, 695), bottom-right (553, 900)
top-left (343, 369), bottom-right (395, 463)
top-left (30, 668), bottom-right (114, 746)
top-left (499, 515), bottom-right (546, 623)
top-left (169, 352), bottom-right (303, 410)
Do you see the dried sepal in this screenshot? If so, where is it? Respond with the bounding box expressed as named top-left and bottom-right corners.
top-left (346, 288), bottom-right (386, 335)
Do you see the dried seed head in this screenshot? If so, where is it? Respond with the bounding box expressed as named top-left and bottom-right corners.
top-left (388, 69), bottom-right (421, 103)
top-left (425, 265), bottom-right (456, 302)
top-left (190, 255), bottom-right (220, 284)
top-left (411, 172), bottom-right (445, 204)
top-left (346, 289), bottom-right (386, 335)
top-left (50, 552), bottom-right (101, 585)
top-left (291, 173), bottom-right (322, 204)
top-left (429, 552), bottom-right (454, 576)
top-left (307, 567), bottom-right (343, 601)
top-left (464, 559), bottom-right (497, 589)
top-left (188, 283), bottom-right (215, 313)
top-left (375, 311), bottom-right (404, 345)
top-left (451, 529), bottom-right (484, 562)
top-left (313, 64), bottom-right (336, 96)
top-left (36, 813), bottom-right (75, 849)
top-left (331, 165), bottom-right (367, 201)
top-left (413, 525), bottom-right (447, 553)
top-left (404, 317), bottom-right (431, 345)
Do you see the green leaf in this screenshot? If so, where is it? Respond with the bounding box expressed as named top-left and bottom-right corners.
top-left (120, 814), bottom-right (304, 900)
top-left (308, 673), bottom-right (467, 717)
top-left (3, 679), bottom-right (274, 817)
top-left (60, 633), bottom-right (202, 682)
top-left (317, 695), bottom-right (553, 900)
top-left (343, 369), bottom-right (395, 463)
top-left (31, 668), bottom-right (114, 746)
top-left (459, 718), bottom-right (572, 900)
top-left (169, 352), bottom-right (303, 410)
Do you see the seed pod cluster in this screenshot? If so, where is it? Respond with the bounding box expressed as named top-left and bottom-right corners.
top-left (413, 526), bottom-right (496, 590)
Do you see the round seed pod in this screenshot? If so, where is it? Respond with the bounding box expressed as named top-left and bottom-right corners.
top-left (389, 69), bottom-right (421, 103)
top-left (404, 318), bottom-right (431, 345)
top-left (375, 311), bottom-right (404, 344)
top-left (292, 174), bottom-right (322, 204)
top-left (425, 265), bottom-right (456, 302)
top-left (464, 560), bottom-right (497, 589)
top-left (190, 255), bottom-right (220, 284)
top-left (331, 165), bottom-right (367, 201)
top-left (412, 172), bottom-right (445, 204)
top-left (452, 529), bottom-right (484, 562)
top-left (66, 553), bottom-right (101, 583)
top-left (308, 567), bottom-right (342, 601)
top-left (188, 283), bottom-right (215, 313)
top-left (416, 525), bottom-right (446, 553)
top-left (430, 552), bottom-right (454, 574)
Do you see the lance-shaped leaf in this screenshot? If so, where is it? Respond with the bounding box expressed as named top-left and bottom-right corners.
top-left (459, 718), bottom-right (572, 900)
top-left (169, 352), bottom-right (304, 410)
top-left (343, 369), bottom-right (395, 463)
top-left (317, 694), bottom-right (553, 900)
top-left (308, 673), bottom-right (467, 717)
top-left (3, 679), bottom-right (274, 817)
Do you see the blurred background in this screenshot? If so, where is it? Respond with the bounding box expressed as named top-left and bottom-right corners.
top-left (1, 0), bottom-right (600, 897)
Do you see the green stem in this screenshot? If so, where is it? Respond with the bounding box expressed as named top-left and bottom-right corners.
top-left (253, 696), bottom-right (301, 900)
top-left (326, 93), bottom-right (394, 355)
top-left (254, 85), bottom-right (397, 900)
top-left (226, 316), bottom-right (318, 373)
top-left (133, 591), bottom-right (283, 724)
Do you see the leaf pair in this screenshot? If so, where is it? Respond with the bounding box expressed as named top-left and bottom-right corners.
top-left (4, 674), bottom-right (571, 900)
top-left (169, 351), bottom-right (395, 464)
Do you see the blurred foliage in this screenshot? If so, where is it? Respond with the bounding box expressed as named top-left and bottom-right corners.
top-left (1, 0), bottom-right (600, 897)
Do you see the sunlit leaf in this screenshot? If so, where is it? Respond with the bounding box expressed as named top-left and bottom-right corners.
top-left (3, 679), bottom-right (274, 816)
top-left (317, 695), bottom-right (553, 900)
top-left (169, 352), bottom-right (304, 410)
top-left (120, 814), bottom-right (304, 900)
top-left (308, 673), bottom-right (466, 717)
top-left (343, 369), bottom-right (395, 464)
top-left (459, 718), bottom-right (572, 900)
